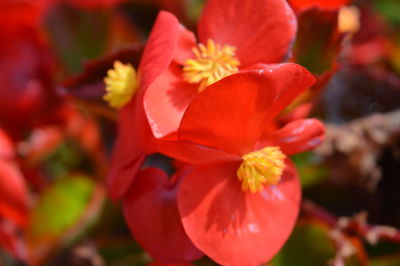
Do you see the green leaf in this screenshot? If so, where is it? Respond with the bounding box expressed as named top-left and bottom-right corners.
top-left (45, 4), bottom-right (109, 73)
top-left (371, 255), bottom-right (400, 266)
top-left (270, 223), bottom-right (335, 266)
top-left (291, 152), bottom-right (328, 188)
top-left (29, 175), bottom-right (95, 239)
top-left (374, 0), bottom-right (400, 26)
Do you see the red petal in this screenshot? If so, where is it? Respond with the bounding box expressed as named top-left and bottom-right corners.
top-left (0, 160), bottom-right (28, 227)
top-left (144, 63), bottom-right (198, 139)
top-left (178, 162), bottom-right (300, 266)
top-left (273, 119), bottom-right (325, 155)
top-left (107, 155), bottom-right (145, 202)
top-left (0, 129), bottom-right (15, 159)
top-left (178, 64), bottom-right (315, 155)
top-left (122, 168), bottom-right (203, 263)
top-left (174, 26), bottom-right (196, 65)
top-left (139, 11), bottom-right (194, 91)
top-left (107, 100), bottom-right (151, 201)
top-left (138, 11), bottom-right (180, 91)
top-left (0, 219), bottom-right (26, 260)
top-left (156, 139), bottom-right (238, 165)
top-left (278, 103), bottom-right (314, 124)
top-left (198, 0), bottom-right (297, 67)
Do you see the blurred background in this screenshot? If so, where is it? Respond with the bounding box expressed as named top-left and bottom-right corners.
top-left (0, 0), bottom-right (400, 265)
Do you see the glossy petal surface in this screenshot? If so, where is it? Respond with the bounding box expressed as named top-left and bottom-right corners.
top-left (273, 119), bottom-right (325, 155)
top-left (178, 162), bottom-right (300, 266)
top-left (107, 100), bottom-right (149, 201)
top-left (144, 63), bottom-right (198, 139)
top-left (138, 11), bottom-right (181, 91)
top-left (179, 64), bottom-right (315, 155)
top-left (198, 0), bottom-right (297, 67)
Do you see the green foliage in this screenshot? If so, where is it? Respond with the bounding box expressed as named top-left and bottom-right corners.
top-left (30, 175), bottom-right (95, 238)
top-left (44, 140), bottom-right (94, 179)
top-left (292, 152), bottom-right (328, 188)
top-left (374, 0), bottom-right (400, 26)
top-left (45, 5), bottom-right (109, 73)
top-left (270, 223), bottom-right (335, 266)
top-left (371, 255), bottom-right (400, 266)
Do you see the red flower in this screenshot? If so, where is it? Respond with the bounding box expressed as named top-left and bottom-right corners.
top-left (122, 64), bottom-right (324, 265)
top-left (0, 26), bottom-right (58, 138)
top-left (168, 65), bottom-right (324, 265)
top-left (106, 10), bottom-right (218, 200)
top-left (0, 130), bottom-right (28, 228)
top-left (141, 0), bottom-right (297, 141)
top-left (0, 129), bottom-right (29, 259)
top-left (108, 0), bottom-right (300, 200)
top-left (107, 2), bottom-right (324, 263)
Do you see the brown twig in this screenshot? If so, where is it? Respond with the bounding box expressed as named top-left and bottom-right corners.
top-left (315, 109), bottom-right (400, 190)
top-left (302, 200), bottom-right (400, 265)
top-left (302, 200), bottom-right (400, 244)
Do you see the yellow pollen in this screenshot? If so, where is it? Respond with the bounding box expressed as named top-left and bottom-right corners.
top-left (183, 39), bottom-right (240, 92)
top-left (103, 61), bottom-right (137, 109)
top-left (237, 146), bottom-right (286, 193)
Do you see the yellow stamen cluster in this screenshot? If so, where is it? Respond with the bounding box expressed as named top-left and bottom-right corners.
top-left (237, 146), bottom-right (286, 193)
top-left (103, 61), bottom-right (137, 109)
top-left (183, 39), bottom-right (240, 92)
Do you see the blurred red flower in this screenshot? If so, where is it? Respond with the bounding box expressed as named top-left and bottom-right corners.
top-left (0, 28), bottom-right (58, 137)
top-left (0, 0), bottom-right (52, 28)
top-left (0, 1), bottom-right (59, 138)
top-left (0, 129), bottom-right (29, 260)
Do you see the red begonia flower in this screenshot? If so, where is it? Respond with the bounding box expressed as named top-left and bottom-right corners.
top-left (162, 65), bottom-right (324, 265)
top-left (107, 11), bottom-right (185, 200)
top-left (122, 168), bottom-right (203, 262)
top-left (179, 162), bottom-right (300, 266)
top-left (107, 11), bottom-right (229, 200)
top-left (178, 64), bottom-right (321, 155)
top-left (289, 0), bottom-right (348, 11)
top-left (143, 0), bottom-right (297, 140)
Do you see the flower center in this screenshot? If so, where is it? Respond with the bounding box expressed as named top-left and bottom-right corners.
top-left (183, 39), bottom-right (240, 92)
top-left (237, 146), bottom-right (286, 193)
top-left (104, 61), bottom-right (137, 109)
